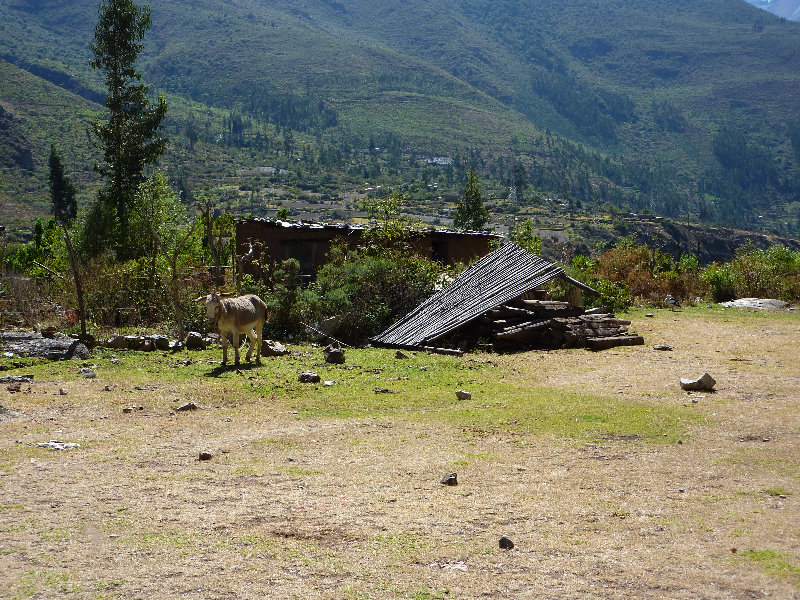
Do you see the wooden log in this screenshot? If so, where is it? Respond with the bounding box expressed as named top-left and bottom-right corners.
top-left (495, 319), bottom-right (551, 340)
top-left (585, 335), bottom-right (645, 351)
top-left (578, 315), bottom-right (631, 325)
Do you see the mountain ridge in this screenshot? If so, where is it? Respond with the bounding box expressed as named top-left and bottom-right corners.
top-left (1, 0), bottom-right (800, 238)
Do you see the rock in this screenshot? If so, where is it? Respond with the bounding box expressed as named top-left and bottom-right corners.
top-left (499, 536), bottom-right (515, 550)
top-left (125, 336), bottom-right (143, 350)
top-left (199, 451), bottom-right (213, 461)
top-left (298, 372), bottom-right (321, 384)
top-left (79, 367), bottom-right (96, 379)
top-left (36, 440), bottom-right (79, 451)
top-left (169, 340), bottom-right (185, 352)
top-left (261, 339), bottom-right (288, 357)
top-left (176, 402), bottom-right (198, 412)
top-left (122, 407), bottom-right (134, 413)
top-left (150, 335), bottom-right (170, 351)
top-left (0, 375), bottom-right (33, 383)
top-left (107, 334), bottom-right (128, 349)
top-left (680, 373), bottom-right (716, 391)
top-left (323, 343), bottom-right (345, 364)
top-left (455, 390), bottom-right (471, 400)
top-left (645, 313), bottom-right (654, 318)
top-left (140, 339), bottom-right (155, 352)
top-left (185, 332), bottom-right (206, 350)
top-left (40, 326), bottom-right (58, 338)
top-left (58, 388), bottom-right (67, 395)
top-left (720, 298), bottom-right (789, 310)
top-left (74, 333), bottom-right (96, 348)
top-left (0, 404), bottom-right (23, 418)
top-left (395, 351), bottom-right (408, 359)
top-left (103, 385), bottom-right (115, 392)
top-left (653, 344), bottom-right (673, 351)
top-left (440, 472), bottom-right (458, 486)
top-left (374, 387), bottom-right (394, 394)
top-left (6, 382), bottom-right (21, 393)
top-left (0, 331), bottom-right (88, 361)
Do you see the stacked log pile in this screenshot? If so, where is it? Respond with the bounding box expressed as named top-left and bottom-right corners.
top-left (483, 300), bottom-right (644, 351)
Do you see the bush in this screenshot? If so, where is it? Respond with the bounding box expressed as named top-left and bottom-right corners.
top-left (311, 244), bottom-right (440, 343)
top-left (591, 239), bottom-right (705, 305)
top-left (569, 255), bottom-right (632, 312)
top-left (703, 245), bottom-right (800, 302)
top-left (701, 263), bottom-right (736, 302)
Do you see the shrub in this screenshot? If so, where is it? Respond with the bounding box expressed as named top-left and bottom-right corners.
top-left (311, 244), bottom-right (440, 343)
top-left (701, 263), bottom-right (736, 302)
top-left (569, 255), bottom-right (632, 312)
top-left (705, 244), bottom-right (800, 302)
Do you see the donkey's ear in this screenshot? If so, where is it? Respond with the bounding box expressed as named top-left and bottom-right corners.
top-left (218, 292), bottom-right (235, 298)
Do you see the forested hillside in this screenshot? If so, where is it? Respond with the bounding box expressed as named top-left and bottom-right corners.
top-left (2, 0), bottom-right (800, 239)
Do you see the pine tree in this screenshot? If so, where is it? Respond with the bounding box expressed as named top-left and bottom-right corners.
top-left (48, 146), bottom-right (87, 337)
top-left (89, 0), bottom-right (167, 258)
top-left (48, 146), bottom-right (77, 227)
top-left (453, 170), bottom-right (489, 230)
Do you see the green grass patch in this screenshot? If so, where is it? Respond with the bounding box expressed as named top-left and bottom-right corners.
top-left (739, 549), bottom-right (800, 580)
top-left (763, 488), bottom-right (791, 497)
top-left (1, 344), bottom-right (698, 443)
top-left (277, 465), bottom-right (322, 477)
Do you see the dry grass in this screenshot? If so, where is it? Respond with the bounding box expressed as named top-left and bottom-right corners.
top-left (1, 306), bottom-right (799, 599)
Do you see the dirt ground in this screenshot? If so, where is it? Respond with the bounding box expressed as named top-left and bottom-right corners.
top-left (1, 308), bottom-right (799, 599)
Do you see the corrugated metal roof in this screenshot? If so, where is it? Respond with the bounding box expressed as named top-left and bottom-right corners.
top-left (373, 241), bottom-right (584, 347)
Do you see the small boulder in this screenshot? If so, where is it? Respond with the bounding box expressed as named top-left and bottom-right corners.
top-left (74, 333), bottom-right (96, 348)
top-left (107, 334), bottom-right (128, 350)
top-left (653, 344), bottom-right (673, 351)
top-left (139, 339), bottom-right (155, 352)
top-left (395, 351), bottom-right (408, 359)
top-left (185, 332), bottom-right (206, 350)
top-left (298, 372), bottom-right (321, 384)
top-left (455, 390), bottom-right (471, 400)
top-left (199, 451), bottom-right (213, 461)
top-left (680, 373), bottom-right (716, 392)
top-left (323, 343), bottom-right (345, 364)
top-left (440, 472), bottom-right (458, 486)
top-left (150, 335), bottom-right (170, 351)
top-left (125, 336), bottom-right (143, 350)
top-left (261, 339), bottom-right (288, 357)
top-left (176, 402), bottom-right (198, 412)
top-left (79, 367), bottom-right (96, 379)
top-left (499, 536), bottom-right (515, 550)
top-left (169, 340), bottom-right (185, 352)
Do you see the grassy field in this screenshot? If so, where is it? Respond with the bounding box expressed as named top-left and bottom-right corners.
top-left (1, 307), bottom-right (799, 599)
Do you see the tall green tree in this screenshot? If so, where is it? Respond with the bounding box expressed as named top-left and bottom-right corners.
top-left (89, 0), bottom-right (167, 259)
top-left (48, 145), bottom-right (77, 226)
top-left (48, 146), bottom-right (87, 337)
top-left (453, 170), bottom-right (489, 230)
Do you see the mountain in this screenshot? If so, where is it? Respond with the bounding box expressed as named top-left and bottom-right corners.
top-left (1, 0), bottom-right (800, 240)
top-left (745, 0), bottom-right (800, 20)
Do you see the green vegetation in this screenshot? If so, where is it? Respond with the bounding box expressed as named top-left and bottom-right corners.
top-left (87, 0), bottom-right (168, 259)
top-left (739, 550), bottom-right (800, 580)
top-left (570, 238), bottom-right (800, 307)
top-left (453, 171), bottom-right (489, 231)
